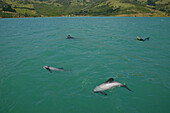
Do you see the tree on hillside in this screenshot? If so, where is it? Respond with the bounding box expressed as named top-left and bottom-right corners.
top-left (147, 0), bottom-right (156, 6)
top-left (0, 0), bottom-right (16, 12)
top-left (2, 6), bottom-right (16, 12)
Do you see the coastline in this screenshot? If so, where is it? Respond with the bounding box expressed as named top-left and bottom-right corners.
top-left (0, 14), bottom-right (169, 19)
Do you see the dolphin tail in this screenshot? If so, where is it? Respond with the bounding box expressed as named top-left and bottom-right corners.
top-left (122, 85), bottom-right (133, 92)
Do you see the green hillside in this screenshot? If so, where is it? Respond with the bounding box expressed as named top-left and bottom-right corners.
top-left (0, 0), bottom-right (170, 18)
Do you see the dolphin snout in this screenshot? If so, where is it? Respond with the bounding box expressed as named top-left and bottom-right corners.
top-left (94, 91), bottom-right (99, 93)
top-left (93, 88), bottom-right (99, 93)
top-left (43, 66), bottom-right (47, 69)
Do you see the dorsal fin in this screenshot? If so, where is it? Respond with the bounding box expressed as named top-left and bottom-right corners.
top-left (46, 68), bottom-right (52, 73)
top-left (105, 78), bottom-right (114, 83)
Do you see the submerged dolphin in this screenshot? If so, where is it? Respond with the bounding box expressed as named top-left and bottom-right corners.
top-left (94, 78), bottom-right (133, 95)
top-left (43, 66), bottom-right (64, 73)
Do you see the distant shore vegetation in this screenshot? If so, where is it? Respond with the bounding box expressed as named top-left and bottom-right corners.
top-left (0, 0), bottom-right (170, 18)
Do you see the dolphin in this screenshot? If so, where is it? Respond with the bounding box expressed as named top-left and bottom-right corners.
top-left (43, 66), bottom-right (64, 73)
top-left (94, 78), bottom-right (133, 95)
top-left (137, 37), bottom-right (150, 41)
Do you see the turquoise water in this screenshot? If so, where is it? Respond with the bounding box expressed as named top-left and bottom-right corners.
top-left (0, 17), bottom-right (170, 113)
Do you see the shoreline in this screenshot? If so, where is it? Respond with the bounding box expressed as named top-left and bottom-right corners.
top-left (0, 14), bottom-right (170, 19)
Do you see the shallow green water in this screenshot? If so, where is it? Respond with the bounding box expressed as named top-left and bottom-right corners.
top-left (0, 17), bottom-right (170, 113)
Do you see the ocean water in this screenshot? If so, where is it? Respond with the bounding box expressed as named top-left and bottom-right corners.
top-left (0, 17), bottom-right (170, 113)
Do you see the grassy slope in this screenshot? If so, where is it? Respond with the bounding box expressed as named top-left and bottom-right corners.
top-left (107, 0), bottom-right (168, 16)
top-left (0, 0), bottom-right (169, 18)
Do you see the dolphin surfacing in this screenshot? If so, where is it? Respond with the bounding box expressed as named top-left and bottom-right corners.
top-left (43, 66), bottom-right (64, 73)
top-left (94, 78), bottom-right (133, 95)
top-left (137, 37), bottom-right (150, 41)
